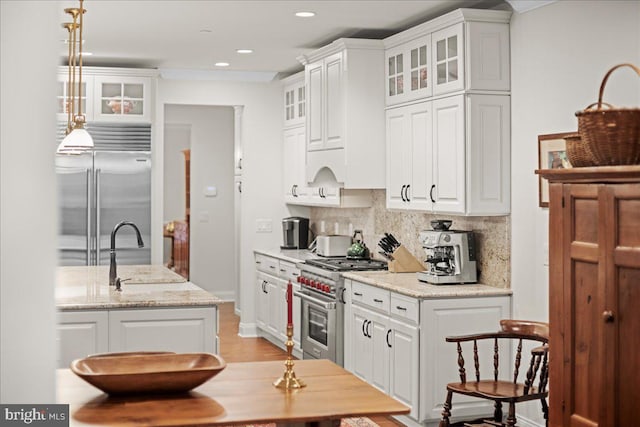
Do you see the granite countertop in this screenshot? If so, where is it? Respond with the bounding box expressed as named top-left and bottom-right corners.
top-left (342, 271), bottom-right (512, 299)
top-left (254, 248), bottom-right (319, 264)
top-left (56, 265), bottom-right (223, 311)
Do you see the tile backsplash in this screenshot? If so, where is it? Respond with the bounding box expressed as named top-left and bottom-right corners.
top-left (310, 190), bottom-right (510, 288)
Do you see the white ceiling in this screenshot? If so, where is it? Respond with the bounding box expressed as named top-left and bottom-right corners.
top-left (61, 0), bottom-right (511, 80)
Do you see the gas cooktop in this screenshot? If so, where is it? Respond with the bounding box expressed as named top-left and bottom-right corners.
top-left (305, 258), bottom-right (388, 272)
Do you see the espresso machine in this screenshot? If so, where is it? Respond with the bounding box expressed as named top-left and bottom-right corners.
top-left (417, 222), bottom-right (477, 284)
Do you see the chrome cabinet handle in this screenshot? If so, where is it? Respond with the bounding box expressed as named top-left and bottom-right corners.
top-left (373, 298), bottom-right (383, 303)
top-left (401, 185), bottom-right (407, 202)
top-left (430, 184), bottom-right (436, 203)
top-left (354, 292), bottom-right (363, 297)
top-left (386, 329), bottom-right (392, 348)
top-left (365, 320), bottom-right (372, 338)
top-left (396, 305), bottom-right (407, 311)
top-left (405, 185), bottom-right (411, 202)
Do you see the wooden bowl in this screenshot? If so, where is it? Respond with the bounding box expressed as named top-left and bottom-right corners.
top-left (70, 352), bottom-right (226, 395)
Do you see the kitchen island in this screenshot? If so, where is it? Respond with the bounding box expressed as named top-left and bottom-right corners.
top-left (56, 265), bottom-right (223, 368)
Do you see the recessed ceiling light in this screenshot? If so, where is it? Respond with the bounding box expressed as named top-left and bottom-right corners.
top-left (295, 11), bottom-right (315, 18)
top-left (199, 29), bottom-right (212, 34)
top-left (236, 49), bottom-right (253, 54)
top-left (215, 62), bottom-right (230, 67)
top-left (81, 52), bottom-right (93, 56)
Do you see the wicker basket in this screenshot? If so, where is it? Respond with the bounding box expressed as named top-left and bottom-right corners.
top-left (575, 63), bottom-right (640, 166)
top-left (564, 133), bottom-right (597, 167)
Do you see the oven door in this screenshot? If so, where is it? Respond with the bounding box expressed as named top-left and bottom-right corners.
top-left (295, 290), bottom-right (337, 362)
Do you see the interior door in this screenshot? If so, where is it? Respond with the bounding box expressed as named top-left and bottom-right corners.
top-left (56, 153), bottom-right (92, 266)
top-left (94, 151), bottom-right (151, 265)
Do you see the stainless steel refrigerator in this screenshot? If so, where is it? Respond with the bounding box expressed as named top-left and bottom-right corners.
top-left (56, 123), bottom-right (151, 266)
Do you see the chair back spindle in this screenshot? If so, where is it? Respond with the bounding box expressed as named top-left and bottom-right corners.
top-left (513, 338), bottom-right (523, 384)
top-left (493, 337), bottom-right (499, 381)
top-left (456, 342), bottom-right (466, 383)
top-left (473, 339), bottom-right (480, 382)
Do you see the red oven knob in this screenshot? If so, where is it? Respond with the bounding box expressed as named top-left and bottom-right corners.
top-left (310, 280), bottom-right (317, 288)
top-left (303, 277), bottom-right (309, 285)
top-left (322, 284), bottom-right (330, 293)
top-left (297, 276), bottom-right (302, 283)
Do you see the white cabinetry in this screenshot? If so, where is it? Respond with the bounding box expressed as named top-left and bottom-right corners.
top-left (254, 253), bottom-right (302, 354)
top-left (386, 101), bottom-right (433, 210)
top-left (387, 94), bottom-right (510, 215)
top-left (57, 311), bottom-right (108, 368)
top-left (420, 296), bottom-right (511, 423)
top-left (283, 125), bottom-right (309, 203)
top-left (347, 281), bottom-right (420, 420)
top-left (57, 67), bottom-right (156, 124)
top-left (298, 39), bottom-right (385, 189)
top-left (384, 9), bottom-right (511, 106)
top-left (57, 306), bottom-right (217, 368)
top-left (109, 307), bottom-right (216, 353)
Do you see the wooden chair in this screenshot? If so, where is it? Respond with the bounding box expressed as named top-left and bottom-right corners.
top-left (439, 320), bottom-right (549, 427)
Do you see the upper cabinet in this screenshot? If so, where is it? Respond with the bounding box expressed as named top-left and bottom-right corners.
top-left (384, 9), bottom-right (511, 106)
top-left (56, 67), bottom-right (157, 124)
top-left (283, 73), bottom-right (306, 128)
top-left (298, 39), bottom-right (386, 190)
top-left (384, 9), bottom-right (512, 215)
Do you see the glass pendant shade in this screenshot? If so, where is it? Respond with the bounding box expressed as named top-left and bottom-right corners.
top-left (57, 124), bottom-right (94, 154)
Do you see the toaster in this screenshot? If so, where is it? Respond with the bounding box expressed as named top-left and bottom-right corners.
top-left (315, 235), bottom-right (352, 257)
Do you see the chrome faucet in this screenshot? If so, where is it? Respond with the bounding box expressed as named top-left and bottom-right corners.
top-left (109, 221), bottom-right (144, 287)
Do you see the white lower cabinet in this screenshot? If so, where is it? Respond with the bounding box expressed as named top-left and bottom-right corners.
top-left (345, 280), bottom-right (511, 424)
top-left (57, 306), bottom-right (218, 368)
top-left (57, 311), bottom-right (109, 368)
top-left (109, 307), bottom-right (216, 354)
top-left (348, 283), bottom-right (420, 420)
top-left (420, 296), bottom-right (511, 423)
top-left (254, 253), bottom-right (302, 354)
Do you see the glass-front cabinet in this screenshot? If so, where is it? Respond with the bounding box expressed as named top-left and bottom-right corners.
top-left (432, 23), bottom-right (464, 95)
top-left (385, 35), bottom-right (432, 106)
top-left (283, 73), bottom-right (305, 128)
top-left (56, 74), bottom-right (93, 123)
top-left (93, 75), bottom-right (151, 122)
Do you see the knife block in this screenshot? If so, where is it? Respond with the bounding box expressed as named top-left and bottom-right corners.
top-left (388, 245), bottom-right (425, 273)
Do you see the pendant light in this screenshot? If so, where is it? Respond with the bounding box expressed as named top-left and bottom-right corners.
top-left (57, 0), bottom-right (93, 154)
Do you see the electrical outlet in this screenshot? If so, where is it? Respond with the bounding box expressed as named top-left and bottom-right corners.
top-left (256, 219), bottom-right (272, 233)
top-left (320, 221), bottom-right (325, 233)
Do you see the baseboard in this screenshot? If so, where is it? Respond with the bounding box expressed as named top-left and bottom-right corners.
top-left (238, 322), bottom-right (259, 337)
top-left (515, 415), bottom-right (544, 427)
top-left (212, 290), bottom-right (235, 302)
top-left (234, 306), bottom-right (241, 317)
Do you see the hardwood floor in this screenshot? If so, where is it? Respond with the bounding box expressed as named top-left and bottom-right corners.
top-left (217, 302), bottom-right (405, 427)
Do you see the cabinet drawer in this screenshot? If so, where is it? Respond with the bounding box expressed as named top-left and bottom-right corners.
top-left (255, 254), bottom-right (278, 275)
top-left (390, 293), bottom-right (419, 324)
top-left (352, 281), bottom-right (390, 314)
top-left (278, 260), bottom-right (300, 282)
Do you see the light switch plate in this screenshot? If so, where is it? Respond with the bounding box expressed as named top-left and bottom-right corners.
top-left (204, 186), bottom-right (217, 197)
top-left (256, 219), bottom-right (272, 233)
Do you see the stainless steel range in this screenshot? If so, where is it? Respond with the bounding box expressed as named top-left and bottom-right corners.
top-left (295, 258), bottom-right (387, 366)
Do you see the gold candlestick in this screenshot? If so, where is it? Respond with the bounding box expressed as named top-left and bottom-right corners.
top-left (273, 324), bottom-right (306, 389)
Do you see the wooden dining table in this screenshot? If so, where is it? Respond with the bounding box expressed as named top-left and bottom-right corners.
top-left (57, 359), bottom-right (410, 426)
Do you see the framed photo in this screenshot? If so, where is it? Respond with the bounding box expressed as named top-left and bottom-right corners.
top-left (538, 132), bottom-right (574, 207)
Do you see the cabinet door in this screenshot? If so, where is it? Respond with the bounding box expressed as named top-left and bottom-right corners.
top-left (405, 35), bottom-right (432, 100)
top-left (466, 95), bottom-right (510, 215)
top-left (389, 318), bottom-right (420, 420)
top-left (407, 101), bottom-right (433, 211)
top-left (351, 305), bottom-right (374, 382)
top-left (109, 307), bottom-right (216, 354)
top-left (266, 280), bottom-right (280, 337)
top-left (420, 296), bottom-right (511, 422)
top-left (432, 23), bottom-right (464, 95)
top-left (284, 80), bottom-right (306, 127)
top-left (369, 310), bottom-right (390, 393)
top-left (284, 126), bottom-right (308, 204)
top-left (57, 73), bottom-right (93, 123)
top-left (256, 275), bottom-right (270, 329)
top-left (432, 95), bottom-right (465, 214)
top-left (385, 46), bottom-right (406, 105)
top-left (306, 61), bottom-right (324, 151)
top-left (386, 107), bottom-right (410, 209)
top-left (324, 52), bottom-right (344, 150)
top-left (93, 75), bottom-right (151, 122)
top-left (57, 311), bottom-right (108, 368)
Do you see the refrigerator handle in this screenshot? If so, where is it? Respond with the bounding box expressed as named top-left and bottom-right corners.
top-left (86, 169), bottom-right (91, 265)
top-left (95, 168), bottom-right (101, 265)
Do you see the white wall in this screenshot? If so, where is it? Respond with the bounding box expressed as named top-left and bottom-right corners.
top-left (163, 123), bottom-right (191, 223)
top-left (510, 1), bottom-right (639, 424)
top-left (0, 1), bottom-right (59, 402)
top-left (155, 79), bottom-right (286, 335)
top-left (165, 105), bottom-right (236, 300)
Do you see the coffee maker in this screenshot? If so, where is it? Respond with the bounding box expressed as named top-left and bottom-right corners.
top-left (417, 222), bottom-right (477, 284)
top-left (281, 217), bottom-right (309, 249)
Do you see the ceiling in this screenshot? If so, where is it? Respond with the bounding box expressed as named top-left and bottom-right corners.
top-left (60, 0), bottom-right (511, 81)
